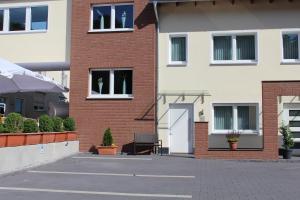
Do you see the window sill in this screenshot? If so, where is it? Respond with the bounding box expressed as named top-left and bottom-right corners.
top-left (167, 62), bottom-right (187, 67)
top-left (281, 60), bottom-right (300, 65)
top-left (211, 131), bottom-right (259, 135)
top-left (86, 95), bottom-right (134, 100)
top-left (210, 61), bottom-right (258, 66)
top-left (88, 29), bottom-right (134, 33)
top-left (0, 30), bottom-right (47, 35)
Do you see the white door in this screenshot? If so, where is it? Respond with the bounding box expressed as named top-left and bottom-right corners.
top-left (169, 104), bottom-right (193, 153)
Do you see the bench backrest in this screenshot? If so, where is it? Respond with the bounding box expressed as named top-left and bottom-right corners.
top-left (134, 133), bottom-right (157, 143)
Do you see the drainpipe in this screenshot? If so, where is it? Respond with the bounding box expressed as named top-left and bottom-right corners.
top-left (153, 1), bottom-right (160, 150)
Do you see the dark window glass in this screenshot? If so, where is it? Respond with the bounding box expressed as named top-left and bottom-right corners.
top-left (91, 71), bottom-right (110, 95)
top-left (93, 6), bottom-right (111, 30)
top-left (213, 36), bottom-right (232, 60)
top-left (291, 132), bottom-right (300, 139)
top-left (31, 6), bottom-right (48, 30)
top-left (15, 99), bottom-right (24, 114)
top-left (283, 34), bottom-right (299, 59)
top-left (114, 70), bottom-right (132, 95)
top-left (236, 35), bottom-right (255, 60)
top-left (214, 106), bottom-right (233, 130)
top-left (171, 37), bottom-right (186, 62)
top-left (0, 10), bottom-right (3, 31)
top-left (9, 8), bottom-right (26, 31)
top-left (289, 110), bottom-right (300, 117)
top-left (115, 5), bottom-right (133, 29)
top-left (289, 121), bottom-right (300, 127)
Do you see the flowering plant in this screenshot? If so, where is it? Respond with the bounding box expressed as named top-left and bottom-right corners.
top-left (226, 131), bottom-right (241, 143)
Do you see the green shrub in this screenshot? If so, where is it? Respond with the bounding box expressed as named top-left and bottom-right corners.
top-left (280, 122), bottom-right (294, 150)
top-left (5, 112), bottom-right (23, 133)
top-left (23, 119), bottom-right (38, 133)
top-left (39, 115), bottom-right (54, 132)
top-left (63, 117), bottom-right (76, 131)
top-left (0, 124), bottom-right (9, 133)
top-left (102, 128), bottom-right (113, 146)
top-left (52, 117), bottom-right (63, 132)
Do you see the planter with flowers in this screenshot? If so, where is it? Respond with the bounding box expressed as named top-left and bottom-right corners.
top-left (226, 131), bottom-right (241, 151)
top-left (97, 128), bottom-right (118, 155)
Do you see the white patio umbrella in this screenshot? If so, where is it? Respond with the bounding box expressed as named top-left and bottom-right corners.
top-left (0, 57), bottom-right (68, 94)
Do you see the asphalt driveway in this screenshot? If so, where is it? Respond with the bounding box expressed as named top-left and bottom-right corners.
top-left (0, 154), bottom-right (300, 200)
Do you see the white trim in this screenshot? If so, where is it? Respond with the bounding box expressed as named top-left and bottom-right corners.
top-left (210, 30), bottom-right (258, 65)
top-left (280, 29), bottom-right (300, 64)
top-left (90, 3), bottom-right (134, 32)
top-left (211, 103), bottom-right (259, 134)
top-left (168, 33), bottom-right (188, 66)
top-left (88, 68), bottom-right (133, 99)
top-left (0, 5), bottom-right (48, 34)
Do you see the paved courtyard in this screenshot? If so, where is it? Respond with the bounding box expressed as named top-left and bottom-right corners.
top-left (0, 154), bottom-right (300, 200)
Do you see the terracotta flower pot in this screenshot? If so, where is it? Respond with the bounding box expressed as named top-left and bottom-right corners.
top-left (229, 142), bottom-right (238, 151)
top-left (6, 135), bottom-right (26, 147)
top-left (25, 134), bottom-right (42, 145)
top-left (41, 133), bottom-right (56, 144)
top-left (54, 133), bottom-right (67, 142)
top-left (0, 135), bottom-right (7, 147)
top-left (97, 146), bottom-right (118, 155)
top-left (66, 132), bottom-right (77, 141)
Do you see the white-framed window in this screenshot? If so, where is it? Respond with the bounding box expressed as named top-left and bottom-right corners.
top-left (169, 34), bottom-right (188, 66)
top-left (212, 103), bottom-right (259, 134)
top-left (281, 30), bottom-right (300, 64)
top-left (211, 31), bottom-right (258, 65)
top-left (90, 3), bottom-right (134, 32)
top-left (0, 5), bottom-right (48, 33)
top-left (88, 69), bottom-right (133, 99)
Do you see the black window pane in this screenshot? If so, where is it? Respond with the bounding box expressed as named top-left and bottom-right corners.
top-left (31, 6), bottom-right (48, 30)
top-left (283, 34), bottom-right (299, 59)
top-left (91, 71), bottom-right (110, 95)
top-left (213, 36), bottom-right (232, 60)
top-left (9, 8), bottom-right (26, 31)
top-left (115, 5), bottom-right (133, 29)
top-left (291, 132), bottom-right (300, 139)
top-left (0, 10), bottom-right (3, 31)
top-left (289, 121), bottom-right (300, 127)
top-left (289, 110), bottom-right (300, 117)
top-left (236, 35), bottom-right (255, 60)
top-left (114, 70), bottom-right (132, 95)
top-left (93, 6), bottom-right (111, 30)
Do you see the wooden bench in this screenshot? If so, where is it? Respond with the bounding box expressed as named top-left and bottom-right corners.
top-left (133, 133), bottom-right (162, 155)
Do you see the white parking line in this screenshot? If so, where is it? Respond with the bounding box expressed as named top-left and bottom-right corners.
top-left (28, 170), bottom-right (195, 179)
top-left (72, 156), bottom-right (153, 161)
top-left (0, 187), bottom-right (192, 199)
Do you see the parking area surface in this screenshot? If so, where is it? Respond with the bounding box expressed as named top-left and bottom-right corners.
top-left (0, 154), bottom-right (300, 200)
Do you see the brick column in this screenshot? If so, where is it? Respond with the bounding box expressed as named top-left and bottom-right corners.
top-left (194, 122), bottom-right (208, 159)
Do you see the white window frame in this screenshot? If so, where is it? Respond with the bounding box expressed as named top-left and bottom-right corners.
top-left (90, 3), bottom-right (134, 33)
top-left (280, 29), bottom-right (300, 64)
top-left (0, 4), bottom-right (48, 34)
top-left (211, 31), bottom-right (258, 65)
top-left (168, 33), bottom-right (188, 66)
top-left (88, 68), bottom-right (133, 99)
top-left (212, 103), bottom-right (259, 134)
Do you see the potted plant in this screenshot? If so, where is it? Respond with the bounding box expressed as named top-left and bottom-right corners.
top-left (96, 128), bottom-right (118, 155)
top-left (226, 131), bottom-right (240, 151)
top-left (279, 123), bottom-right (294, 159)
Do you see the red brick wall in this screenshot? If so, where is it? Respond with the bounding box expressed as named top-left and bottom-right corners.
top-left (195, 81), bottom-right (300, 160)
top-left (70, 0), bottom-right (156, 152)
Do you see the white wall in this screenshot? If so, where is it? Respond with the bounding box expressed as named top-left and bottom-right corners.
top-left (0, 141), bottom-right (79, 175)
top-left (157, 1), bottom-right (300, 149)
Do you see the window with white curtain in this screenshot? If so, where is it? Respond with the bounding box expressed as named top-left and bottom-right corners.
top-left (282, 32), bottom-right (300, 62)
top-left (213, 104), bottom-right (258, 133)
top-left (89, 69), bottom-right (133, 98)
top-left (212, 32), bottom-right (257, 64)
top-left (169, 34), bottom-right (187, 65)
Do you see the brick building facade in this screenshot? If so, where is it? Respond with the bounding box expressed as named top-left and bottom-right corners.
top-left (70, 0), bottom-right (156, 152)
